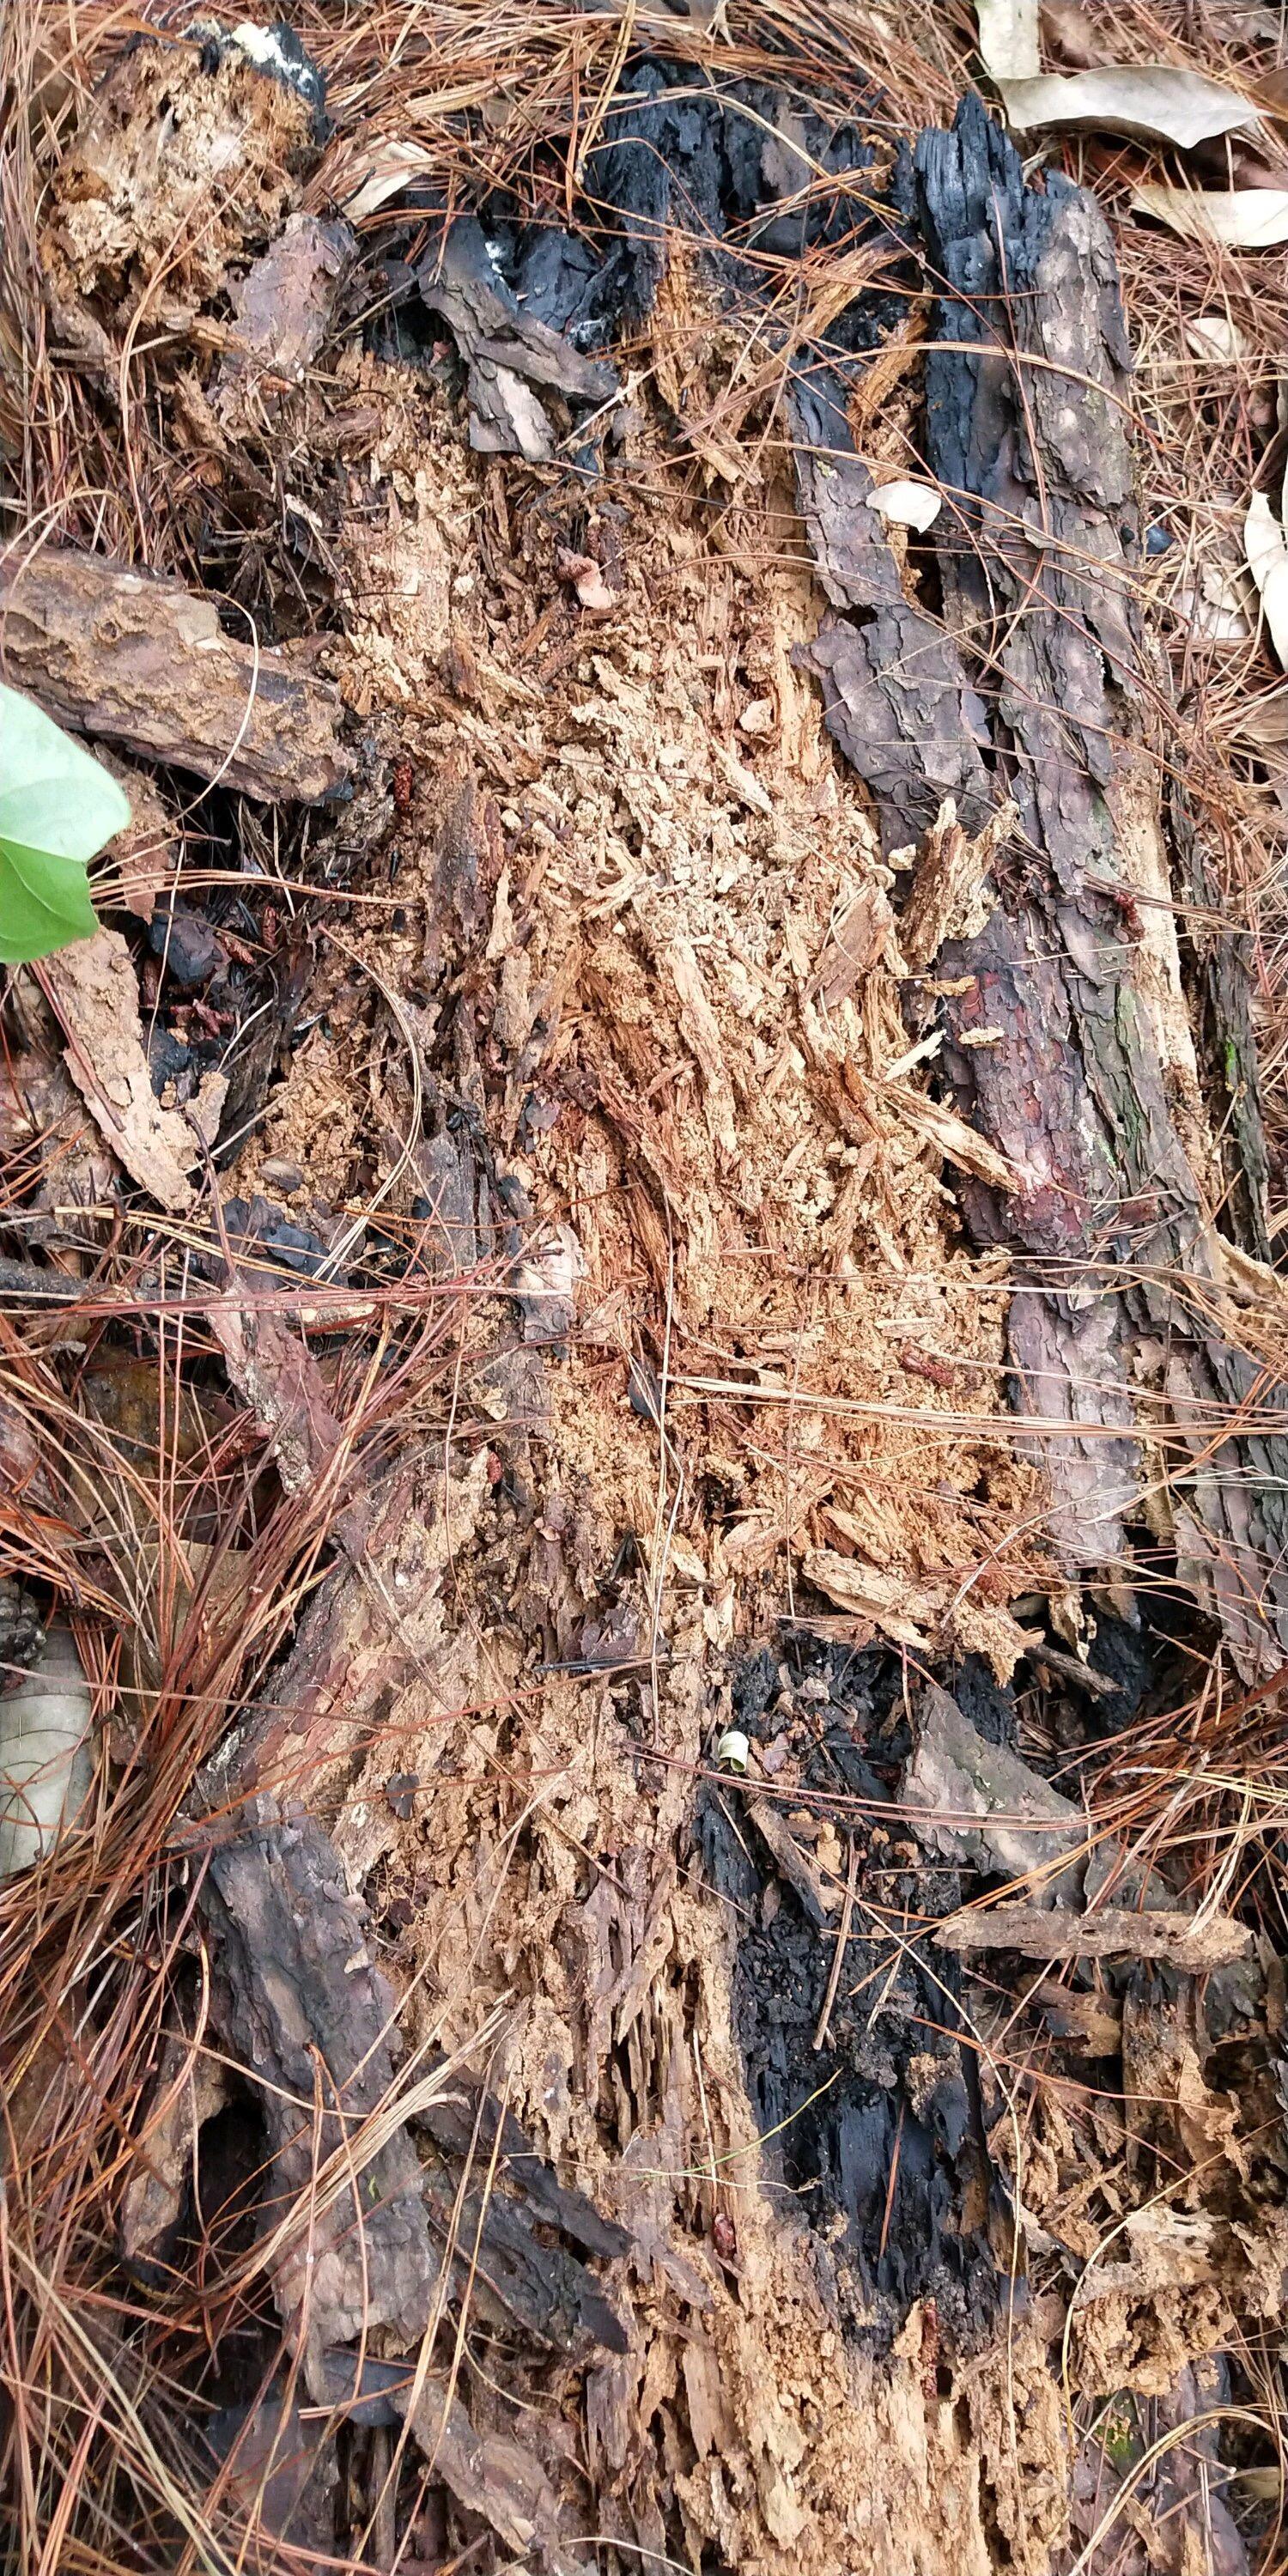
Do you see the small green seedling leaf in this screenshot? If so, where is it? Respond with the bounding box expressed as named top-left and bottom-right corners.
top-left (0, 683), bottom-right (131, 964)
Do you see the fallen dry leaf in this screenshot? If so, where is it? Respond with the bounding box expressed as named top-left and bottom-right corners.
top-left (1232, 685), bottom-right (1288, 748)
top-left (1038, 0), bottom-right (1103, 66)
top-left (1002, 67), bottom-right (1258, 150)
top-left (1245, 486), bottom-right (1288, 667)
top-left (334, 137), bottom-right (437, 222)
top-left (977, 0), bottom-right (1040, 81)
top-left (866, 477), bottom-right (943, 531)
top-left (42, 928), bottom-right (225, 1211)
top-left (1183, 314), bottom-right (1251, 363)
top-left (1132, 184), bottom-right (1288, 246)
top-left (1170, 572), bottom-right (1254, 645)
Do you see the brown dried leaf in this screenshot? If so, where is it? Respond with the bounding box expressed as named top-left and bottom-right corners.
top-left (1002, 68), bottom-right (1259, 150)
top-left (1132, 184), bottom-right (1288, 246)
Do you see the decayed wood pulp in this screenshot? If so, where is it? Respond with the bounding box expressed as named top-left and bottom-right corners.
top-left (197, 345), bottom-right (1072, 2568)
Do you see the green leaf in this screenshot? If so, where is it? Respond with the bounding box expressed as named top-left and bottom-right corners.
top-left (0, 683), bottom-right (131, 861)
top-left (0, 837), bottom-right (100, 964)
top-left (0, 683), bottom-right (131, 962)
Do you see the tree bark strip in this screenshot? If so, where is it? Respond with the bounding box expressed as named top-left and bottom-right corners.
top-left (803, 96), bottom-right (1288, 1672)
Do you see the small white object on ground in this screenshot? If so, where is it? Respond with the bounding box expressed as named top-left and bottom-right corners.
top-left (866, 479), bottom-right (943, 532)
top-left (0, 1624), bottom-right (94, 1879)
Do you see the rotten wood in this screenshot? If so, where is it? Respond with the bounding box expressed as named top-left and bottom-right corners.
top-left (196, 1798), bottom-right (440, 2389)
top-left (0, 546), bottom-right (349, 801)
top-left (936, 1902), bottom-right (1252, 1970)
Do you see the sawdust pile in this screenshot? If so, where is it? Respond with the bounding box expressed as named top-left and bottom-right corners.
top-left (242, 347), bottom-right (1048, 1674)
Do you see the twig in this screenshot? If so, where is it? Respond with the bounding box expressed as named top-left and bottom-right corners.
top-left (812, 1836), bottom-right (858, 2051)
top-left (1019, 1637), bottom-right (1121, 1702)
top-left (877, 2099), bottom-right (905, 2267)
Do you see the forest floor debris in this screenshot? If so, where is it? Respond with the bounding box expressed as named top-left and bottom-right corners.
top-left (3, 4), bottom-right (1288, 2573)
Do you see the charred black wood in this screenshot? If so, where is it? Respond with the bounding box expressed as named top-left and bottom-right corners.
top-left (701, 1640), bottom-right (1005, 2352)
top-left (416, 214), bottom-right (617, 463)
top-left (410, 59), bottom-right (911, 461)
top-left (793, 94), bottom-right (1288, 1670)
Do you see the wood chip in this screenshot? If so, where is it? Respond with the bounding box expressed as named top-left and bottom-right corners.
top-left (43, 928), bottom-right (225, 1211)
top-left (935, 1901), bottom-right (1252, 1969)
top-left (899, 796), bottom-right (1017, 973)
top-left (866, 478), bottom-right (943, 531)
top-left (739, 1781), bottom-right (840, 1928)
top-left (331, 136), bottom-right (436, 222)
top-left (883, 1081), bottom-right (1024, 1191)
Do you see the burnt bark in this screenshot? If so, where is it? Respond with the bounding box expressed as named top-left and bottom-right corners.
top-left (802, 96), bottom-right (1288, 1671)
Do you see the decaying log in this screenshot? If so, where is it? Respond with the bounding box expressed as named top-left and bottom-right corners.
top-left (0, 545), bottom-right (349, 800)
top-left (800, 96), bottom-right (1288, 1672)
top-left (120, 76), bottom-right (1288, 2576)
